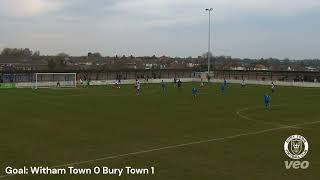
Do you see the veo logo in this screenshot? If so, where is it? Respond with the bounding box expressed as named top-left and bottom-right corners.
top-left (284, 135), bottom-right (309, 169)
top-left (284, 161), bottom-right (309, 169)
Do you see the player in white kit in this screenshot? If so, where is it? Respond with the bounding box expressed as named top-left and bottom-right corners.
top-left (135, 79), bottom-right (141, 95)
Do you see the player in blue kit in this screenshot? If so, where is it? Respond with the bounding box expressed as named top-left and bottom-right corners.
top-left (220, 83), bottom-right (225, 94)
top-left (264, 94), bottom-right (271, 110)
top-left (173, 78), bottom-right (177, 88)
top-left (192, 87), bottom-right (198, 98)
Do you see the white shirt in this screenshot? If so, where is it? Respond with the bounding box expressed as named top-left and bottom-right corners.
top-left (136, 81), bottom-right (140, 89)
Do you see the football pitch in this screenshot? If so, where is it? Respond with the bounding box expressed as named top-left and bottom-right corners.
top-left (0, 83), bottom-right (319, 180)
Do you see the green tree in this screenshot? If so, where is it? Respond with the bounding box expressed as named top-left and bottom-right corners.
top-left (1, 48), bottom-right (12, 56)
top-left (22, 48), bottom-right (32, 56)
top-left (57, 52), bottom-right (69, 57)
top-left (93, 52), bottom-right (102, 57)
top-left (0, 48), bottom-right (39, 57)
top-left (33, 50), bottom-right (40, 56)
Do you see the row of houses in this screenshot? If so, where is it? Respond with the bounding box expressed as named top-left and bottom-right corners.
top-left (0, 56), bottom-right (201, 71)
top-left (0, 56), bottom-right (319, 72)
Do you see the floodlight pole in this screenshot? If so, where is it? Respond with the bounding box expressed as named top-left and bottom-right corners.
top-left (205, 8), bottom-right (213, 74)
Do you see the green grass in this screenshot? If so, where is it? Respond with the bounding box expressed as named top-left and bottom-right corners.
top-left (0, 83), bottom-right (320, 180)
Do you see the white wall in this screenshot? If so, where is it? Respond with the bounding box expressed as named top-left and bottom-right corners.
top-left (205, 79), bottom-right (320, 88)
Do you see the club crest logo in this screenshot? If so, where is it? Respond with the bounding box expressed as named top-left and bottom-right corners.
top-left (284, 135), bottom-right (308, 160)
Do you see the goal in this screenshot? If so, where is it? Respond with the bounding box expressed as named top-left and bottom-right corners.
top-left (34, 73), bottom-right (77, 89)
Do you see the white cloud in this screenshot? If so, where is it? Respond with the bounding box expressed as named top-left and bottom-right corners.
top-left (0, 0), bottom-right (64, 17)
top-left (110, 0), bottom-right (320, 13)
top-left (1, 0), bottom-right (319, 58)
top-left (108, 0), bottom-right (320, 27)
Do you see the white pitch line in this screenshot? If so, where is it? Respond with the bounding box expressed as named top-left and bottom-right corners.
top-left (1, 119), bottom-right (319, 180)
top-left (51, 120), bottom-right (320, 169)
top-left (236, 105), bottom-right (289, 127)
top-left (1, 114), bottom-right (319, 179)
top-left (237, 105), bottom-right (285, 126)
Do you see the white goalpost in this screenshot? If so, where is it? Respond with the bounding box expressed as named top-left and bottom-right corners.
top-left (34, 73), bottom-right (77, 89)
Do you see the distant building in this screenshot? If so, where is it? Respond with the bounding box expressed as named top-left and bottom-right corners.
top-left (186, 63), bottom-right (196, 68)
top-left (254, 64), bottom-right (268, 71)
top-left (306, 67), bottom-right (317, 72)
top-left (231, 66), bottom-right (246, 70)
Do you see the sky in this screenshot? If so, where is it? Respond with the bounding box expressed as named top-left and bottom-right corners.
top-left (0, 0), bottom-right (319, 59)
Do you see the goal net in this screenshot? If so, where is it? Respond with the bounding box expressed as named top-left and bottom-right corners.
top-left (34, 73), bottom-right (77, 89)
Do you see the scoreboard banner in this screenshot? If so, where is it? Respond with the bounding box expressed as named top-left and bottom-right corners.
top-left (0, 83), bottom-right (16, 89)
